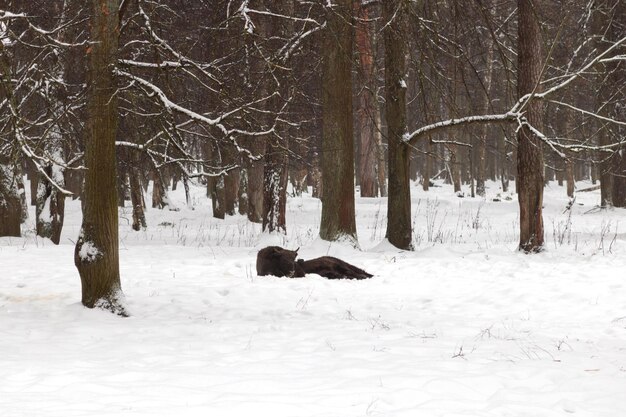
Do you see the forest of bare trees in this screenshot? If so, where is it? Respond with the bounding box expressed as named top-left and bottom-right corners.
top-left (1, 0), bottom-right (624, 311)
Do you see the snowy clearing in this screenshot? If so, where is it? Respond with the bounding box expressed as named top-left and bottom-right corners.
top-left (1, 180), bottom-right (625, 417)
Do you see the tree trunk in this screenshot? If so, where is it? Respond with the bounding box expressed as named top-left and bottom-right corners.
top-left (238, 167), bottom-right (249, 215)
top-left (75, 0), bottom-right (126, 315)
top-left (16, 167), bottom-right (28, 223)
top-left (35, 155), bottom-right (66, 245)
top-left (310, 149), bottom-right (322, 199)
top-left (246, 152), bottom-right (265, 223)
top-left (260, 0), bottom-right (291, 233)
top-left (224, 168), bottom-right (239, 216)
top-left (500, 131), bottom-right (510, 193)
top-left (262, 138), bottom-right (288, 233)
top-left (129, 153), bottom-right (146, 231)
top-left (354, 0), bottom-right (380, 198)
top-left (0, 159), bottom-right (22, 237)
top-left (516, 0), bottom-right (545, 253)
top-left (422, 140), bottom-right (431, 191)
top-left (384, 0), bottom-right (412, 250)
top-left (566, 156), bottom-right (575, 198)
top-left (375, 109), bottom-right (387, 197)
top-left (449, 145), bottom-right (462, 193)
top-left (608, 1), bottom-right (625, 206)
top-left (319, 0), bottom-right (357, 243)
top-left (210, 174), bottom-right (226, 219)
top-left (151, 169), bottom-right (167, 209)
top-left (476, 30), bottom-right (495, 197)
top-left (613, 150), bottom-right (626, 207)
top-left (0, 38), bottom-right (22, 237)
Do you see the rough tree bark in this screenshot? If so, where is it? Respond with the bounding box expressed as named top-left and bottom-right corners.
top-left (0, 158), bottom-right (22, 237)
top-left (36, 42), bottom-right (67, 244)
top-left (476, 27), bottom-right (496, 197)
top-left (238, 166), bottom-right (249, 215)
top-left (608, 0), bottom-right (625, 207)
top-left (354, 0), bottom-right (380, 197)
top-left (384, 0), bottom-right (412, 250)
top-left (35, 149), bottom-right (66, 244)
top-left (129, 152), bottom-right (146, 231)
top-left (74, 0), bottom-right (126, 315)
top-left (516, 0), bottom-right (545, 252)
top-left (262, 137), bottom-right (288, 233)
top-left (261, 0), bottom-right (291, 234)
top-left (0, 39), bottom-right (22, 237)
top-left (319, 0), bottom-right (357, 243)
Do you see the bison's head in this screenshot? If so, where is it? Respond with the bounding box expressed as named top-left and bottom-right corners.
top-left (256, 246), bottom-right (300, 277)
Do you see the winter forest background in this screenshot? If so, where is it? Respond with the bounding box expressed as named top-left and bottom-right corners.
top-left (1, 0), bottom-right (626, 416)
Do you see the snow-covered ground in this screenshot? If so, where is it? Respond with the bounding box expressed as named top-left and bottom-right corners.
top-left (1, 179), bottom-right (625, 417)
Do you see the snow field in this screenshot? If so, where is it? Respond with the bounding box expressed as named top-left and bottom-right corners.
top-left (1, 179), bottom-right (625, 416)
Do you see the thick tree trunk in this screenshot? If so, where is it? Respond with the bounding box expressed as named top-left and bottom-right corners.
top-left (516, 0), bottom-right (545, 252)
top-left (384, 0), bottom-right (412, 250)
top-left (260, 0), bottom-right (291, 233)
top-left (319, 0), bottom-right (357, 243)
top-left (74, 0), bottom-right (126, 315)
top-left (354, 0), bottom-right (380, 198)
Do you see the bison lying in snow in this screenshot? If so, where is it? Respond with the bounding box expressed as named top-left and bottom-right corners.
top-left (256, 246), bottom-right (302, 278)
top-left (296, 257), bottom-right (372, 280)
top-left (256, 246), bottom-right (373, 280)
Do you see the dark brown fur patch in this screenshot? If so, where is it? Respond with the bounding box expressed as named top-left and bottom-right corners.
top-left (256, 246), bottom-right (302, 277)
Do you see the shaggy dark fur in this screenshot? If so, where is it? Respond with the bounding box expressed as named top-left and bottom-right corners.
top-left (256, 246), bottom-right (372, 280)
top-left (297, 257), bottom-right (373, 280)
top-left (256, 246), bottom-right (303, 278)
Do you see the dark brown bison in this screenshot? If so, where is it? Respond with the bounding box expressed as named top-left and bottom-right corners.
top-left (256, 246), bottom-right (304, 278)
top-left (256, 246), bottom-right (372, 280)
top-left (296, 257), bottom-right (372, 280)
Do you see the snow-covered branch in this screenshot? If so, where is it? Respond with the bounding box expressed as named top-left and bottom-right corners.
top-left (405, 112), bottom-right (519, 144)
top-left (405, 33), bottom-right (626, 152)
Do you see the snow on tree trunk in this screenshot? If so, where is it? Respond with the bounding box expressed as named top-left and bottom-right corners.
top-left (36, 126), bottom-right (66, 244)
top-left (75, 0), bottom-right (126, 316)
top-left (0, 161), bottom-right (22, 237)
top-left (236, 167), bottom-right (248, 215)
top-left (262, 140), bottom-right (288, 234)
top-left (129, 154), bottom-right (146, 231)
